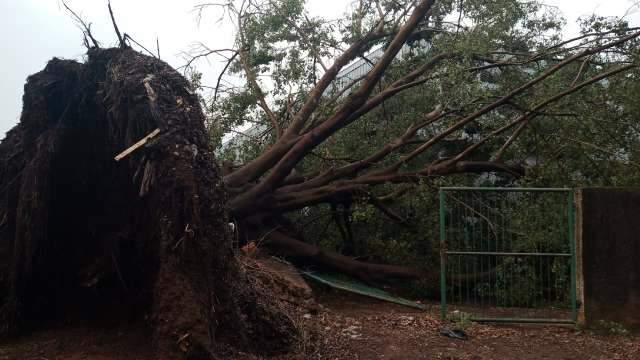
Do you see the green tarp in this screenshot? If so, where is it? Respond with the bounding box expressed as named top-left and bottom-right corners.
top-left (303, 272), bottom-right (426, 310)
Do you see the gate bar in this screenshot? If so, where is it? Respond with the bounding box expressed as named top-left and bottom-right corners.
top-left (569, 190), bottom-right (577, 323)
top-left (446, 251), bottom-right (572, 257)
top-left (439, 187), bottom-right (571, 192)
top-left (468, 317), bottom-right (576, 324)
top-left (439, 189), bottom-right (447, 320)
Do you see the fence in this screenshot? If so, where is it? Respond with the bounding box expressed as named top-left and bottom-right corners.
top-left (439, 187), bottom-right (576, 323)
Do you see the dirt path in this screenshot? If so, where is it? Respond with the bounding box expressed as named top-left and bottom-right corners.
top-left (310, 293), bottom-right (640, 359)
top-left (0, 324), bottom-right (153, 360)
top-left (1, 292), bottom-right (638, 359)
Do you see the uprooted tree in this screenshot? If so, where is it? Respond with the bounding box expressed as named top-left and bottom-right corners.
top-left (0, 0), bottom-right (638, 358)
top-left (0, 48), bottom-right (296, 358)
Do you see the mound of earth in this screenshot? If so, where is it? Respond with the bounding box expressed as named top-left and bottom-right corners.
top-left (0, 48), bottom-right (296, 359)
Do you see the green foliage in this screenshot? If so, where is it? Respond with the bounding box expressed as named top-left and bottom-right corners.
top-left (206, 0), bottom-right (639, 298)
top-left (449, 310), bottom-right (473, 330)
top-left (594, 320), bottom-right (631, 336)
top-left (576, 319), bottom-right (632, 336)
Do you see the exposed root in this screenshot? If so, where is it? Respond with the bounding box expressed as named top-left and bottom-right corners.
top-left (0, 48), bottom-right (296, 358)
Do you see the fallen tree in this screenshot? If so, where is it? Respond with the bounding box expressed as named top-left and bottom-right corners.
top-left (0, 48), bottom-right (296, 359)
top-left (0, 1), bottom-right (638, 356)
top-left (199, 0), bottom-right (640, 283)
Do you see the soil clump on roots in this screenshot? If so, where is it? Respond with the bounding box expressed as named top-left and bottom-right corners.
top-left (0, 48), bottom-right (296, 359)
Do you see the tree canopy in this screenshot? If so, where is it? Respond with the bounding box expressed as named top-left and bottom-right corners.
top-left (185, 0), bottom-right (639, 282)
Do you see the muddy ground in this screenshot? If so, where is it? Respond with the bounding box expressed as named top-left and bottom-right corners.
top-left (1, 289), bottom-right (638, 360)
top-left (307, 292), bottom-right (640, 359)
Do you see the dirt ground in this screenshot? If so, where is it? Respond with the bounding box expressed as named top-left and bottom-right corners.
top-left (1, 290), bottom-right (638, 360)
top-left (308, 292), bottom-right (640, 359)
top-left (0, 323), bottom-right (154, 360)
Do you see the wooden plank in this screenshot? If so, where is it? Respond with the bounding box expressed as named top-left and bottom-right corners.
top-left (114, 128), bottom-right (160, 161)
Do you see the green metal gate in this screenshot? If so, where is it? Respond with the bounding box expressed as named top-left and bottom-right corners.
top-left (439, 187), bottom-right (576, 323)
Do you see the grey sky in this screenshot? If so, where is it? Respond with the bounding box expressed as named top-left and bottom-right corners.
top-left (1, 0), bottom-right (638, 137)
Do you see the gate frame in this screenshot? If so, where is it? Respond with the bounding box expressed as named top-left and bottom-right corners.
top-left (439, 187), bottom-right (577, 324)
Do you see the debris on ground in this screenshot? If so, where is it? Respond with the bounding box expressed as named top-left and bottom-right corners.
top-left (439, 328), bottom-right (470, 340)
top-left (2, 291), bottom-right (640, 359)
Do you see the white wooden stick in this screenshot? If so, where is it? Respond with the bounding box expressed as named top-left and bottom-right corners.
top-left (114, 128), bottom-right (161, 161)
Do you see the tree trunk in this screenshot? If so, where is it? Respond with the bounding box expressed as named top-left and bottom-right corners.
top-left (0, 48), bottom-right (294, 359)
top-left (265, 231), bottom-right (433, 284)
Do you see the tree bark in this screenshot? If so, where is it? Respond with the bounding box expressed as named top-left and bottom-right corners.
top-left (265, 231), bottom-right (433, 284)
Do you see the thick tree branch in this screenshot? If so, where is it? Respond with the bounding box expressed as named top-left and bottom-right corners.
top-left (229, 0), bottom-right (438, 213)
top-left (265, 161), bottom-right (522, 213)
top-left (224, 22), bottom-right (389, 187)
top-left (281, 106), bottom-right (445, 194)
top-left (265, 231), bottom-right (428, 283)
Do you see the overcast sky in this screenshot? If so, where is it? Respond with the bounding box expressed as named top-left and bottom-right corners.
top-left (1, 0), bottom-right (638, 137)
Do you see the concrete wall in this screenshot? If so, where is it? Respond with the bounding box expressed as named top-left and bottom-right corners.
top-left (576, 188), bottom-right (640, 330)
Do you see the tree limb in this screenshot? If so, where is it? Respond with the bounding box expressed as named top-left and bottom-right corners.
top-left (108, 1), bottom-right (125, 48)
top-left (375, 31), bottom-right (640, 174)
top-left (61, 1), bottom-right (99, 48)
top-left (229, 0), bottom-right (438, 212)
